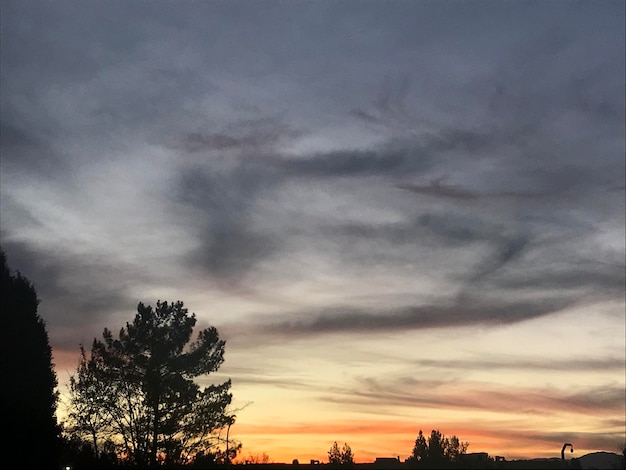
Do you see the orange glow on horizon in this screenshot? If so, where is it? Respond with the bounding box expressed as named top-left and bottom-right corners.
top-left (230, 419), bottom-right (625, 464)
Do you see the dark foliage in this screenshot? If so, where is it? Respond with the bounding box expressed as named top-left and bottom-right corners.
top-left (408, 429), bottom-right (469, 465)
top-left (66, 300), bottom-right (232, 466)
top-left (0, 249), bottom-right (60, 468)
top-left (328, 441), bottom-right (355, 465)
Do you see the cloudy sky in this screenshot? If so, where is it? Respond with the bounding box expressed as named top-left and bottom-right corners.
top-left (1, 0), bottom-right (624, 462)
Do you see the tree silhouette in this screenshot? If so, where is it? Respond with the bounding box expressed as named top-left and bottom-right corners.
top-left (240, 451), bottom-right (272, 464)
top-left (67, 300), bottom-right (232, 466)
top-left (409, 429), bottom-right (468, 464)
top-left (328, 441), bottom-right (354, 464)
top-left (1, 249), bottom-right (60, 468)
top-left (412, 430), bottom-right (428, 461)
top-left (428, 429), bottom-right (445, 462)
top-left (66, 345), bottom-right (113, 459)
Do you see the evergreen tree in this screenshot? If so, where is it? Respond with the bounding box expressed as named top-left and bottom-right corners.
top-left (1, 249), bottom-right (59, 468)
top-left (410, 428), bottom-right (468, 464)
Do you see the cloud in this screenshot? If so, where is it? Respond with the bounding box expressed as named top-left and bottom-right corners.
top-left (411, 356), bottom-right (626, 373)
top-left (327, 375), bottom-right (625, 417)
top-left (397, 180), bottom-right (548, 201)
top-left (469, 234), bottom-right (531, 281)
top-left (257, 293), bottom-right (577, 337)
top-left (277, 147), bottom-right (410, 178)
top-left (173, 116), bottom-right (302, 154)
top-left (175, 163), bottom-right (281, 284)
top-left (0, 118), bottom-right (68, 178)
top-left (0, 238), bottom-right (141, 349)
top-left (491, 259), bottom-right (626, 299)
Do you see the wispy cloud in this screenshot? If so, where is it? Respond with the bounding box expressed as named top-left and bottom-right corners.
top-left (254, 294), bottom-right (577, 337)
top-left (327, 376), bottom-right (625, 417)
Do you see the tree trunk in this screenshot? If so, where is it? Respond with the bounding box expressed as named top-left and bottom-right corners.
top-left (151, 400), bottom-right (159, 466)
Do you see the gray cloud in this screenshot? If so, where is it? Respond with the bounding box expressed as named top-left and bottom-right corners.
top-left (0, 238), bottom-right (141, 349)
top-left (397, 180), bottom-right (549, 201)
top-left (173, 116), bottom-right (302, 154)
top-left (258, 293), bottom-right (577, 337)
top-left (176, 162), bottom-right (281, 283)
top-left (0, 117), bottom-right (69, 177)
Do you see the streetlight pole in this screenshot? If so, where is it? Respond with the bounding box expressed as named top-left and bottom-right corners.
top-left (561, 443), bottom-right (574, 461)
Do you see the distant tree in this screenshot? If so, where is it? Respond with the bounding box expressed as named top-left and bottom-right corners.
top-left (328, 441), bottom-right (355, 464)
top-left (428, 429), bottom-right (445, 462)
top-left (67, 300), bottom-right (233, 466)
top-left (1, 249), bottom-right (60, 468)
top-left (409, 429), bottom-right (468, 464)
top-left (328, 441), bottom-right (342, 464)
top-left (341, 443), bottom-right (355, 464)
top-left (412, 430), bottom-right (429, 461)
top-left (240, 451), bottom-right (272, 464)
top-left (444, 434), bottom-right (468, 462)
top-left (191, 440), bottom-right (242, 466)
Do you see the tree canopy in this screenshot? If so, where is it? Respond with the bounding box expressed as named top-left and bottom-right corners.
top-left (66, 300), bottom-right (232, 466)
top-left (410, 429), bottom-right (469, 464)
top-left (1, 249), bottom-right (59, 468)
top-left (328, 441), bottom-right (355, 465)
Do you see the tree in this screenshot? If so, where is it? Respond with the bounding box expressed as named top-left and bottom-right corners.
top-left (409, 429), bottom-right (468, 464)
top-left (65, 345), bottom-right (113, 459)
top-left (240, 451), bottom-right (272, 464)
top-left (340, 443), bottom-right (355, 465)
top-left (428, 429), bottom-right (445, 462)
top-left (1, 249), bottom-right (60, 468)
top-left (68, 300), bottom-right (232, 466)
top-left (328, 441), bottom-right (355, 465)
top-left (412, 430), bottom-right (428, 461)
top-left (444, 434), bottom-right (468, 462)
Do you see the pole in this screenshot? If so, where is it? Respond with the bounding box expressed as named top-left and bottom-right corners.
top-left (561, 443), bottom-right (573, 461)
top-left (226, 421), bottom-right (231, 465)
top-left (225, 415), bottom-right (236, 465)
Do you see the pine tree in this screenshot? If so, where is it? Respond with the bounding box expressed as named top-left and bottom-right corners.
top-left (1, 249), bottom-right (59, 468)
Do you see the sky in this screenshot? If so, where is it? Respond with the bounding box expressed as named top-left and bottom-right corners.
top-left (1, 0), bottom-right (624, 463)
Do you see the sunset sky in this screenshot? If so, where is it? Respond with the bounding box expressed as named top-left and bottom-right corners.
top-left (1, 0), bottom-right (624, 463)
